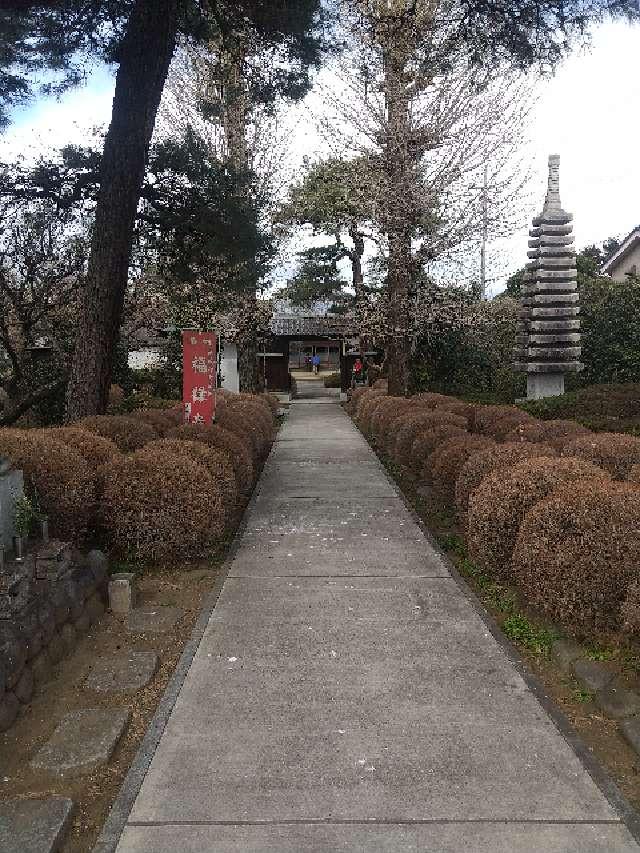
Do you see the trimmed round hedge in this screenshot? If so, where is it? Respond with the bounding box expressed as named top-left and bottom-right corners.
top-left (392, 411), bottom-right (468, 467)
top-left (408, 424), bottom-right (468, 473)
top-left (46, 427), bottom-right (121, 468)
top-left (166, 423), bottom-right (254, 492)
top-left (0, 430), bottom-right (94, 538)
top-left (504, 419), bottom-right (591, 449)
top-left (368, 397), bottom-right (412, 441)
top-left (561, 432), bottom-right (640, 480)
top-left (100, 448), bottom-right (226, 561)
top-left (467, 457), bottom-right (610, 578)
top-left (454, 442), bottom-right (558, 518)
top-left (76, 415), bottom-right (157, 451)
top-left (139, 439), bottom-right (237, 522)
top-left (512, 480), bottom-right (640, 636)
top-left (429, 435), bottom-right (496, 503)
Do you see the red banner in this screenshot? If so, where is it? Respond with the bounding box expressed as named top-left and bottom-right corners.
top-left (182, 331), bottom-right (217, 425)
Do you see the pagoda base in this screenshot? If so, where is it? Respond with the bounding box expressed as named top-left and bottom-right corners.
top-left (527, 372), bottom-right (565, 400)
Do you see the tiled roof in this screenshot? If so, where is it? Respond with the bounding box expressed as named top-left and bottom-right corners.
top-left (270, 315), bottom-right (349, 336)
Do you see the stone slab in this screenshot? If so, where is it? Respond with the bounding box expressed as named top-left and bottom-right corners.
top-left (117, 823), bottom-right (638, 853)
top-left (30, 709), bottom-right (130, 778)
top-left (126, 607), bottom-right (183, 634)
top-left (86, 651), bottom-right (159, 694)
top-left (0, 798), bottom-right (74, 853)
top-left (574, 659), bottom-right (616, 692)
top-left (254, 463), bottom-right (398, 500)
top-left (228, 532), bottom-right (449, 577)
top-left (597, 680), bottom-right (640, 719)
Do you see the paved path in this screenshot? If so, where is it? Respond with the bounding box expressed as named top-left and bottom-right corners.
top-left (115, 393), bottom-right (640, 852)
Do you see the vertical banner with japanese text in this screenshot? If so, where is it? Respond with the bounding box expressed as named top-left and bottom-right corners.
top-left (182, 331), bottom-right (217, 425)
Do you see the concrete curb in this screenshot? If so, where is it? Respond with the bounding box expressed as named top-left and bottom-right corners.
top-left (92, 456), bottom-right (273, 853)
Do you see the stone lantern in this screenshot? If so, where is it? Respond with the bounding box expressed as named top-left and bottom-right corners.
top-left (514, 155), bottom-right (582, 399)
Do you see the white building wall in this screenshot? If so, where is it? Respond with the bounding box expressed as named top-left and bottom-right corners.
top-left (220, 340), bottom-right (239, 393)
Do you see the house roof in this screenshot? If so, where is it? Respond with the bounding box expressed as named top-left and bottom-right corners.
top-left (601, 226), bottom-right (640, 275)
top-left (270, 314), bottom-right (349, 337)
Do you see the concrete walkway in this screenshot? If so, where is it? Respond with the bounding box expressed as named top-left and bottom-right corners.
top-left (115, 393), bottom-right (640, 852)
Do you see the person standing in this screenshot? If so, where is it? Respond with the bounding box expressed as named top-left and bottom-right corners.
top-left (312, 353), bottom-right (321, 374)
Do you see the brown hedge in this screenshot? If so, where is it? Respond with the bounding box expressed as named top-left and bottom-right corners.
top-left (216, 406), bottom-right (263, 460)
top-left (620, 582), bottom-right (640, 636)
top-left (354, 388), bottom-right (386, 426)
top-left (0, 430), bottom-right (94, 538)
top-left (504, 419), bottom-right (591, 449)
top-left (429, 435), bottom-right (497, 503)
top-left (407, 424), bottom-right (468, 474)
top-left (512, 480), bottom-right (640, 636)
top-left (473, 405), bottom-right (533, 436)
top-left (561, 432), bottom-right (640, 480)
top-left (370, 397), bottom-right (415, 443)
top-left (392, 411), bottom-right (467, 467)
top-left (130, 408), bottom-right (175, 436)
top-left (76, 415), bottom-right (158, 451)
top-left (487, 412), bottom-right (538, 441)
top-left (100, 448), bottom-right (226, 561)
top-left (467, 457), bottom-right (610, 579)
top-left (454, 441), bottom-right (558, 518)
top-left (166, 423), bottom-right (254, 492)
top-left (46, 427), bottom-right (121, 468)
top-left (139, 439), bottom-right (238, 522)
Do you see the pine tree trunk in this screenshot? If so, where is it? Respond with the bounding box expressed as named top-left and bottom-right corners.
top-left (64, 0), bottom-right (179, 420)
top-left (222, 41), bottom-right (260, 393)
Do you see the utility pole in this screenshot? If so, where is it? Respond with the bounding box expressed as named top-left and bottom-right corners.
top-left (480, 163), bottom-right (488, 299)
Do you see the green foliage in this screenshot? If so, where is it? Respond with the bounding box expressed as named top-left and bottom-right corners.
top-left (284, 245), bottom-right (348, 308)
top-left (14, 494), bottom-right (38, 537)
top-left (323, 372), bottom-right (341, 388)
top-left (518, 383), bottom-right (640, 432)
top-left (411, 294), bottom-right (525, 402)
top-left (128, 364), bottom-right (181, 401)
top-left (437, 533), bottom-right (467, 559)
top-left (501, 613), bottom-right (556, 656)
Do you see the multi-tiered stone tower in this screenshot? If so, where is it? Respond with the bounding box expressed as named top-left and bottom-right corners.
top-left (514, 155), bottom-right (582, 399)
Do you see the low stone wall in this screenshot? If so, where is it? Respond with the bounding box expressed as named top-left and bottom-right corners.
top-left (0, 545), bottom-right (108, 733)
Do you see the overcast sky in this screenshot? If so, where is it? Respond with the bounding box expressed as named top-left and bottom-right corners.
top-left (1, 19), bottom-right (638, 296)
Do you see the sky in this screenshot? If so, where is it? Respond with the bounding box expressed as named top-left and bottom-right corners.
top-left (1, 19), bottom-right (638, 296)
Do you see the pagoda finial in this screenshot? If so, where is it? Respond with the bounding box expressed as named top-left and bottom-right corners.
top-left (543, 154), bottom-right (561, 213)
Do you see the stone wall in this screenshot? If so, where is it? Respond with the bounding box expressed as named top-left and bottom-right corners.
top-left (0, 544), bottom-right (108, 733)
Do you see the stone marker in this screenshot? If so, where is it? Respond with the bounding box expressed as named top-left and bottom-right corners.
top-left (30, 708), bottom-right (130, 778)
top-left (596, 679), bottom-right (640, 720)
top-left (108, 572), bottom-right (137, 615)
top-left (513, 154), bottom-right (582, 399)
top-left (573, 659), bottom-right (615, 693)
top-left (86, 651), bottom-right (158, 694)
top-left (0, 797), bottom-right (74, 853)
top-left (0, 456), bottom-right (24, 549)
top-left (126, 606), bottom-right (183, 634)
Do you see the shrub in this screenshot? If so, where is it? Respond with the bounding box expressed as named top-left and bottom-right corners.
top-left (354, 388), bottom-right (386, 427)
top-left (372, 379), bottom-right (388, 390)
top-left (166, 423), bottom-right (254, 492)
top-left (487, 412), bottom-right (538, 441)
top-left (430, 435), bottom-right (496, 503)
top-left (139, 439), bottom-right (237, 522)
top-left (561, 432), bottom-right (640, 479)
top-left (76, 415), bottom-right (157, 451)
top-left (100, 449), bottom-right (226, 561)
top-left (130, 408), bottom-right (175, 436)
top-left (504, 419), bottom-right (591, 449)
top-left (0, 430), bottom-right (94, 537)
top-left (519, 383), bottom-right (640, 422)
top-left (216, 406), bottom-right (263, 460)
top-left (346, 386), bottom-right (369, 415)
top-left (107, 384), bottom-right (125, 412)
top-left (370, 398), bottom-right (415, 444)
top-left (473, 405), bottom-right (531, 435)
top-left (512, 481), bottom-right (640, 636)
top-left (392, 411), bottom-right (468, 466)
top-left (323, 372), bottom-right (341, 388)
top-left (620, 582), bottom-right (640, 636)
top-left (455, 442), bottom-right (558, 517)
top-left (46, 427), bottom-right (121, 468)
top-left (413, 393), bottom-right (475, 422)
top-left (467, 457), bottom-right (610, 579)
top-left (408, 424), bottom-right (468, 474)
top-left (263, 393), bottom-right (281, 415)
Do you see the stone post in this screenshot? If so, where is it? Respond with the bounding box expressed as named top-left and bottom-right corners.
top-left (513, 155), bottom-right (582, 399)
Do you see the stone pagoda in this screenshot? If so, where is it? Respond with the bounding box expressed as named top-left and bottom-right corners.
top-left (513, 154), bottom-right (582, 399)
